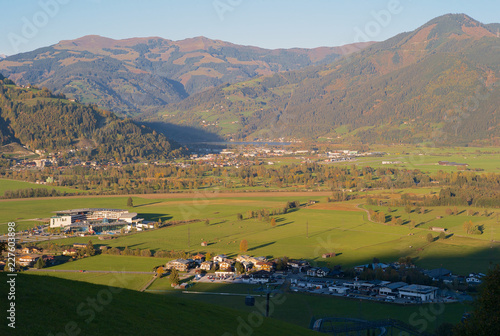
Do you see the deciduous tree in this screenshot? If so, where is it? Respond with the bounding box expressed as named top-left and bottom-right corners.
top-left (239, 239), bottom-right (248, 252)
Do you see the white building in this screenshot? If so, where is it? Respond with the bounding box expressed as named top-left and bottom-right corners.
top-left (328, 286), bottom-right (350, 294)
top-left (398, 284), bottom-right (438, 302)
top-left (49, 208), bottom-right (143, 234)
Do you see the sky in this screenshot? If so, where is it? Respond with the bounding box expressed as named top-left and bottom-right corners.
top-left (1, 0), bottom-right (499, 56)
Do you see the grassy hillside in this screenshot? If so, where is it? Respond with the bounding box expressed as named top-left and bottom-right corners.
top-left (147, 282), bottom-right (468, 333)
top-left (0, 273), bottom-right (315, 336)
top-left (159, 14), bottom-right (499, 145)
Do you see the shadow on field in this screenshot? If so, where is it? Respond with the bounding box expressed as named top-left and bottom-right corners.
top-left (134, 201), bottom-right (162, 208)
top-left (140, 213), bottom-right (172, 221)
top-left (248, 241), bottom-right (276, 251)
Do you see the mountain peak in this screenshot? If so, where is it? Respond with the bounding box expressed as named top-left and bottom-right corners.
top-left (422, 13), bottom-right (495, 39)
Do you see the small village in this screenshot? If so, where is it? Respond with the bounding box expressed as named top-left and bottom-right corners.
top-left (2, 239), bottom-right (484, 307)
top-left (161, 253), bottom-right (481, 304)
top-left (7, 144), bottom-right (384, 174)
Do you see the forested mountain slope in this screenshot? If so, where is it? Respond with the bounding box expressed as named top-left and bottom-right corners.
top-left (0, 74), bottom-right (183, 160)
top-left (159, 14), bottom-right (499, 146)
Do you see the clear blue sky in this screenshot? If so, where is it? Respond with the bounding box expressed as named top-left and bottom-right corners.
top-left (1, 0), bottom-right (499, 55)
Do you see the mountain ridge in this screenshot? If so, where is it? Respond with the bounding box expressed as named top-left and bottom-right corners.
top-left (157, 14), bottom-right (499, 145)
top-left (0, 36), bottom-right (372, 116)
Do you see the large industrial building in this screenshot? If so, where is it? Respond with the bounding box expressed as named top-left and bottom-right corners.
top-left (49, 208), bottom-right (144, 234)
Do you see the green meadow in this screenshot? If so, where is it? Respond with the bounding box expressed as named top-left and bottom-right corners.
top-left (0, 178), bottom-right (85, 196)
top-left (4, 190), bottom-right (495, 334)
top-left (351, 146), bottom-right (500, 173)
top-left (149, 282), bottom-right (469, 333)
top-left (30, 271), bottom-right (152, 291)
top-left (47, 255), bottom-right (167, 272)
top-left (0, 273), bottom-right (315, 336)
top-left (7, 192), bottom-right (497, 274)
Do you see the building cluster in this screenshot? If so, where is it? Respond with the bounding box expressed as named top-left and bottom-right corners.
top-left (49, 208), bottom-right (152, 234)
top-left (422, 267), bottom-right (484, 285)
top-left (0, 246), bottom-right (57, 269)
top-left (291, 278), bottom-right (439, 302)
top-left (165, 253), bottom-right (277, 279)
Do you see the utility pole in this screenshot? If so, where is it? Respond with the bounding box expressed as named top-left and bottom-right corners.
top-left (306, 221), bottom-right (309, 239)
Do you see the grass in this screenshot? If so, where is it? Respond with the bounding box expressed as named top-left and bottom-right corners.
top-left (29, 272), bottom-right (153, 291)
top-left (4, 193), bottom-right (498, 275)
top-left (349, 146), bottom-right (500, 173)
top-left (47, 255), bottom-right (168, 272)
top-left (150, 282), bottom-right (469, 333)
top-left (0, 273), bottom-right (315, 336)
top-left (0, 178), bottom-right (85, 196)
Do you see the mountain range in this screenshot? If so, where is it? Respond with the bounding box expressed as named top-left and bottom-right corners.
top-left (0, 36), bottom-right (370, 116)
top-left (157, 14), bottom-right (500, 145)
top-left (0, 13), bottom-right (498, 146)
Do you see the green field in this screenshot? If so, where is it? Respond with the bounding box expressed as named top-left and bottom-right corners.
top-left (351, 146), bottom-right (500, 173)
top-left (7, 192), bottom-right (496, 274)
top-left (47, 255), bottom-right (168, 272)
top-left (4, 190), bottom-right (495, 334)
top-left (0, 273), bottom-right (315, 336)
top-left (150, 282), bottom-right (469, 333)
top-left (0, 195), bottom-right (500, 273)
top-left (29, 271), bottom-right (153, 291)
top-left (0, 178), bottom-right (85, 195)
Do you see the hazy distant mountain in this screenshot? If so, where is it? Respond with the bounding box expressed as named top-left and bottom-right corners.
top-left (0, 54), bottom-right (6, 59)
top-left (0, 36), bottom-right (371, 116)
top-left (0, 74), bottom-right (183, 160)
top-left (159, 14), bottom-right (499, 146)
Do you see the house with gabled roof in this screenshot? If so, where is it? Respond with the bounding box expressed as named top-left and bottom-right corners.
top-left (200, 261), bottom-right (213, 271)
top-left (166, 259), bottom-right (192, 272)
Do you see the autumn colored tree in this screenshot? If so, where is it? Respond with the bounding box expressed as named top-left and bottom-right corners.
top-left (463, 220), bottom-right (473, 233)
top-left (127, 197), bottom-right (133, 207)
top-left (156, 266), bottom-right (165, 277)
top-left (405, 204), bottom-right (412, 214)
top-left (270, 218), bottom-right (276, 227)
top-left (239, 239), bottom-right (248, 252)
